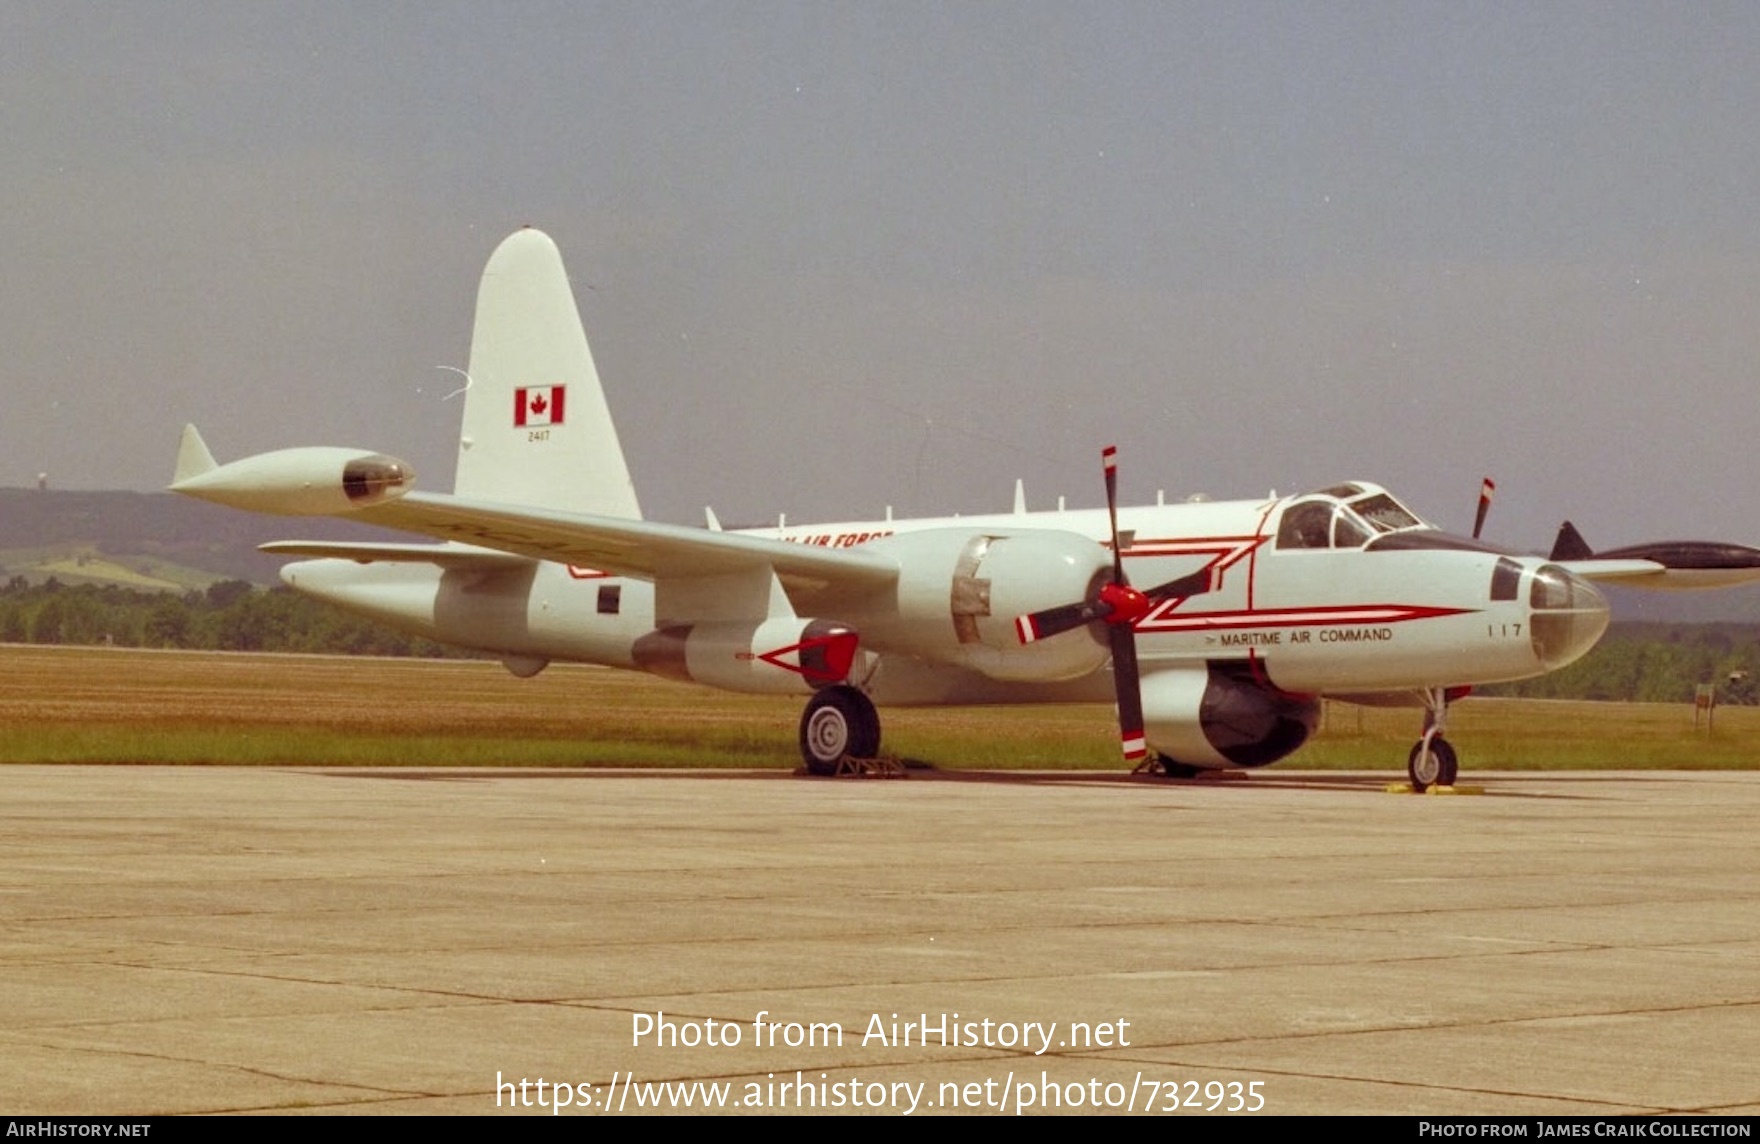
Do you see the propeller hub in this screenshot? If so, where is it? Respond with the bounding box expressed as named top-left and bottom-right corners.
top-left (1099, 581), bottom-right (1151, 627)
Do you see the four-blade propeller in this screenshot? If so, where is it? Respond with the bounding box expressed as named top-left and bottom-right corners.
top-left (1014, 447), bottom-right (1213, 762)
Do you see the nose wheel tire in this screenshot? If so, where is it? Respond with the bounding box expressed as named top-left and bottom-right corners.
top-left (799, 686), bottom-right (881, 775)
top-left (1407, 736), bottom-right (1458, 792)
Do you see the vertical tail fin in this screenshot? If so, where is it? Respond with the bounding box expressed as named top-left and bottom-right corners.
top-left (454, 228), bottom-right (642, 519)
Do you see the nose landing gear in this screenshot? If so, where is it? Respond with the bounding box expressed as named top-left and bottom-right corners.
top-left (1406, 687), bottom-right (1460, 792)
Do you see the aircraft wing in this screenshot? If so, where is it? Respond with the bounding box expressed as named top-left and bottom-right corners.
top-left (1556, 558), bottom-right (1760, 589)
top-left (345, 491), bottom-right (900, 596)
top-left (1549, 521), bottom-right (1760, 590)
top-left (258, 541), bottom-right (538, 571)
top-left (168, 424), bottom-right (899, 606)
top-left (1554, 558), bottom-right (1672, 583)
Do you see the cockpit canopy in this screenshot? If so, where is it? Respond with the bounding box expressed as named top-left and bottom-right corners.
top-left (1275, 483), bottom-right (1430, 551)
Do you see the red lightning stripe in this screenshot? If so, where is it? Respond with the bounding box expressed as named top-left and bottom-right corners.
top-left (1137, 603), bottom-right (1472, 633)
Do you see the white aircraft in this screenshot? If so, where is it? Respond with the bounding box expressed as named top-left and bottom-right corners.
top-left (171, 228), bottom-right (1760, 789)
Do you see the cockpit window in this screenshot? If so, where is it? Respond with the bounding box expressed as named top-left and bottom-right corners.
top-left (1278, 501), bottom-right (1373, 550)
top-left (1276, 501), bottom-right (1335, 549)
top-left (1280, 486), bottom-right (1429, 550)
top-left (1350, 493), bottom-right (1421, 533)
top-left (1491, 557), bottom-right (1521, 601)
top-left (1332, 510), bottom-right (1372, 549)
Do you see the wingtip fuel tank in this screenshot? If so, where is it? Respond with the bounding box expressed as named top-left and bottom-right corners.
top-left (170, 429), bottom-right (414, 516)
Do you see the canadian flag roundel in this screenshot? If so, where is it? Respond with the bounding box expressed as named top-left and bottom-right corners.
top-left (514, 385), bottom-right (566, 427)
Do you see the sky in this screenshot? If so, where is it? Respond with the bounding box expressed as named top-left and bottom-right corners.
top-left (7, 2), bottom-right (1760, 565)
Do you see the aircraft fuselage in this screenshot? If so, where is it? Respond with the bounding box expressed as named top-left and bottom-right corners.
top-left (282, 482), bottom-right (1608, 721)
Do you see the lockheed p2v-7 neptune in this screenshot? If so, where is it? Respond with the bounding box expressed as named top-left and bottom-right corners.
top-left (170, 229), bottom-right (1760, 788)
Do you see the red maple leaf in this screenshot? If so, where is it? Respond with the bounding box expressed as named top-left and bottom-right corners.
top-left (530, 393), bottom-right (548, 415)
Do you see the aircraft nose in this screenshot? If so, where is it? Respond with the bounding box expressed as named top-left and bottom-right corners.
top-left (1529, 564), bottom-right (1609, 670)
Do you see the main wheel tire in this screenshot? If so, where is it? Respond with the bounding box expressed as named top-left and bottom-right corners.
top-left (1406, 736), bottom-right (1459, 792)
top-left (799, 687), bottom-right (880, 776)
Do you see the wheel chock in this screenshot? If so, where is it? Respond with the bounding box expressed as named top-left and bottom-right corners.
top-left (1383, 782), bottom-right (1485, 795)
top-left (832, 755), bottom-right (905, 779)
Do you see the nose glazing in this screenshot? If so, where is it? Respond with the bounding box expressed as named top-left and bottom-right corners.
top-left (1528, 564), bottom-right (1609, 670)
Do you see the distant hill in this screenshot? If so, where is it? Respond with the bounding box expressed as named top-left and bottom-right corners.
top-left (0, 488), bottom-right (414, 589)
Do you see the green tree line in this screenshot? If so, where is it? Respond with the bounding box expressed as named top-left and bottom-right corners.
top-left (0, 576), bottom-right (461, 658)
top-left (1478, 623), bottom-right (1759, 704)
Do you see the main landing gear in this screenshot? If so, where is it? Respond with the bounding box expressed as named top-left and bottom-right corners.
top-left (799, 685), bottom-right (881, 776)
top-left (1406, 686), bottom-right (1460, 792)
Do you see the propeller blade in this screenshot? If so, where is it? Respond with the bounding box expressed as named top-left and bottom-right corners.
top-left (1138, 566), bottom-right (1215, 603)
top-left (1017, 578), bottom-right (1162, 643)
top-left (1016, 445), bottom-right (1152, 761)
top-left (1099, 447), bottom-right (1148, 761)
top-left (1016, 447), bottom-right (1213, 645)
top-left (1473, 477), bottom-right (1495, 540)
top-left (1108, 621), bottom-right (1147, 762)
top-left (1016, 599), bottom-right (1110, 644)
top-left (1102, 445), bottom-right (1126, 583)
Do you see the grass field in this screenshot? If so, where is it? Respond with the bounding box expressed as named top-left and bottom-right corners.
top-left (2, 644), bottom-right (1758, 770)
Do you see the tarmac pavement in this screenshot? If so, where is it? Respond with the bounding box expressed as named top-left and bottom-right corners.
top-left (2, 766), bottom-right (1757, 1116)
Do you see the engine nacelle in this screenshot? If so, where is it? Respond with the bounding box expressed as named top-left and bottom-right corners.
top-left (1143, 661), bottom-right (1320, 769)
top-left (631, 617), bottom-right (864, 695)
top-left (171, 446), bottom-right (415, 516)
top-left (859, 528), bottom-right (1112, 682)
